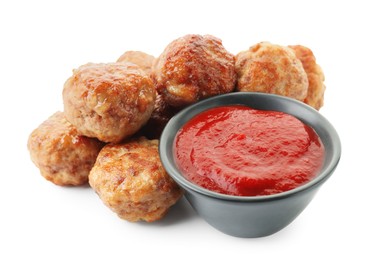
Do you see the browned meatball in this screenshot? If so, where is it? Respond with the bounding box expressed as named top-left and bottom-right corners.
top-left (235, 42), bottom-right (308, 101)
top-left (138, 94), bottom-right (181, 139)
top-left (63, 62), bottom-right (156, 143)
top-left (289, 45), bottom-right (325, 110)
top-left (27, 112), bottom-right (104, 186)
top-left (89, 137), bottom-right (183, 222)
top-left (117, 51), bottom-right (155, 74)
top-left (152, 34), bottom-right (236, 108)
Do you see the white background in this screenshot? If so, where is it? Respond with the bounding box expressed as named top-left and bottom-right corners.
top-left (1, 0), bottom-right (364, 259)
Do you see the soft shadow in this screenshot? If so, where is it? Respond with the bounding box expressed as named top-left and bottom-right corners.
top-left (138, 196), bottom-right (198, 227)
top-left (58, 185), bottom-right (198, 226)
top-left (54, 182), bottom-right (91, 190)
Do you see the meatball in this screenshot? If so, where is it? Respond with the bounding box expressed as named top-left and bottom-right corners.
top-left (63, 62), bottom-right (156, 143)
top-left (235, 42), bottom-right (308, 101)
top-left (138, 94), bottom-right (181, 139)
top-left (289, 45), bottom-right (325, 110)
top-left (152, 34), bottom-right (236, 108)
top-left (117, 51), bottom-right (155, 74)
top-left (89, 137), bottom-right (183, 222)
top-left (27, 112), bottom-right (104, 186)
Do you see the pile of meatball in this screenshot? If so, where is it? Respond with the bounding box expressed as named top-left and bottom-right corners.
top-left (28, 34), bottom-right (325, 222)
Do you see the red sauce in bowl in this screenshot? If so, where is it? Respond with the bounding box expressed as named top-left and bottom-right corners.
top-left (173, 105), bottom-right (325, 196)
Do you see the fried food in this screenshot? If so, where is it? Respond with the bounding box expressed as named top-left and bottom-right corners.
top-left (152, 34), bottom-right (236, 108)
top-left (117, 51), bottom-right (155, 74)
top-left (63, 62), bottom-right (156, 143)
top-left (235, 42), bottom-right (308, 101)
top-left (138, 94), bottom-right (181, 139)
top-left (27, 112), bottom-right (104, 186)
top-left (289, 45), bottom-right (325, 110)
top-left (89, 137), bottom-right (183, 222)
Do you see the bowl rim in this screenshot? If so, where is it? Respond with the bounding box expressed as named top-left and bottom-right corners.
top-left (159, 92), bottom-right (341, 202)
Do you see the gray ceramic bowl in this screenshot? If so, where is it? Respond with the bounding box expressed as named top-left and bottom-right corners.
top-left (159, 92), bottom-right (341, 238)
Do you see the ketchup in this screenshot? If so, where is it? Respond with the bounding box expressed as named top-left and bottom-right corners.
top-left (173, 105), bottom-right (324, 196)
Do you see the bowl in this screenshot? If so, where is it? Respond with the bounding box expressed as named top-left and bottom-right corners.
top-left (159, 92), bottom-right (341, 238)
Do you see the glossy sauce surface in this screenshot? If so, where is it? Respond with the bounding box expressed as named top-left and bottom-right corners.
top-left (173, 105), bottom-right (325, 196)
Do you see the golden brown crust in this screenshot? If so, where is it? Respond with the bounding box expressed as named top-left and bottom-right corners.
top-left (89, 137), bottom-right (183, 222)
top-left (27, 112), bottom-right (104, 186)
top-left (63, 62), bottom-right (156, 143)
top-left (288, 45), bottom-right (325, 110)
top-left (235, 42), bottom-right (308, 101)
top-left (117, 51), bottom-right (155, 75)
top-left (152, 34), bottom-right (236, 108)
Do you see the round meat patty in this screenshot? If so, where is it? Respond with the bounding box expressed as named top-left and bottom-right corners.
top-left (27, 111), bottom-right (104, 186)
top-left (117, 51), bottom-right (155, 74)
top-left (89, 137), bottom-right (183, 222)
top-left (289, 45), bottom-right (325, 110)
top-left (235, 42), bottom-right (309, 101)
top-left (152, 34), bottom-right (236, 108)
top-left (63, 62), bottom-right (156, 143)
